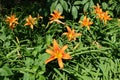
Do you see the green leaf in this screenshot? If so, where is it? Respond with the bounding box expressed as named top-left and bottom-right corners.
top-left (54, 68), bottom-right (65, 79)
top-left (81, 0), bottom-right (88, 5)
top-left (60, 1), bottom-right (68, 11)
top-left (72, 6), bottom-right (78, 19)
top-left (25, 57), bottom-right (34, 68)
top-left (89, 0), bottom-right (94, 8)
top-left (38, 74), bottom-right (45, 80)
top-left (74, 1), bottom-right (81, 5)
top-left (108, 11), bottom-right (114, 17)
top-left (102, 2), bottom-right (108, 10)
top-left (4, 77), bottom-right (9, 80)
top-left (83, 2), bottom-right (89, 12)
top-left (0, 66), bottom-right (13, 76)
top-left (56, 3), bottom-right (63, 13)
top-left (23, 73), bottom-right (30, 80)
top-left (50, 1), bottom-right (58, 13)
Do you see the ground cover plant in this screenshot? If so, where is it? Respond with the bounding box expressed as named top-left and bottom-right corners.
top-left (0, 0), bottom-right (120, 80)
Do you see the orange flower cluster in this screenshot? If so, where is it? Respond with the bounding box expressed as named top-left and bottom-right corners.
top-left (5, 14), bottom-right (42, 30)
top-left (45, 26), bottom-right (81, 68)
top-left (46, 10), bottom-right (82, 68)
top-left (4, 8), bottom-right (112, 69)
top-left (94, 3), bottom-right (112, 24)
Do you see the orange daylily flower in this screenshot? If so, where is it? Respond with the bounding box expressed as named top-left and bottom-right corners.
top-left (63, 26), bottom-right (81, 41)
top-left (94, 3), bottom-right (103, 14)
top-left (79, 16), bottom-right (93, 30)
top-left (49, 10), bottom-right (64, 24)
top-left (102, 11), bottom-right (112, 24)
top-left (5, 14), bottom-right (18, 30)
top-left (45, 39), bottom-right (71, 69)
top-left (94, 3), bottom-right (104, 20)
top-left (96, 11), bottom-right (104, 20)
top-left (24, 15), bottom-right (37, 29)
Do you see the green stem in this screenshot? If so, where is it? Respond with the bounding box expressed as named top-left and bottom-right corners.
top-left (71, 48), bottom-right (111, 56)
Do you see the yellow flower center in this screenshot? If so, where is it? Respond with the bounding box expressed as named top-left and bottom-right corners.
top-left (69, 33), bottom-right (73, 38)
top-left (56, 50), bottom-right (62, 58)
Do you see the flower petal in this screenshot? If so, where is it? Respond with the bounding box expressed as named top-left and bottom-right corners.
top-left (62, 32), bottom-right (68, 35)
top-left (75, 33), bottom-right (81, 37)
top-left (58, 58), bottom-right (64, 69)
top-left (53, 39), bottom-right (59, 50)
top-left (66, 26), bottom-right (71, 32)
top-left (45, 56), bottom-right (56, 64)
top-left (62, 53), bottom-right (71, 59)
top-left (61, 45), bottom-right (68, 51)
top-left (30, 25), bottom-right (33, 29)
top-left (46, 49), bottom-right (54, 55)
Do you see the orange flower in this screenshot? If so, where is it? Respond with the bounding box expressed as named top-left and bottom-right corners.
top-left (79, 16), bottom-right (93, 30)
top-left (45, 39), bottom-right (71, 69)
top-left (102, 11), bottom-right (112, 24)
top-left (94, 4), bottom-right (104, 20)
top-left (24, 15), bottom-right (37, 29)
top-left (5, 14), bottom-right (18, 30)
top-left (49, 10), bottom-right (64, 24)
top-left (94, 3), bottom-right (103, 14)
top-left (96, 11), bottom-right (104, 20)
top-left (63, 26), bottom-right (81, 41)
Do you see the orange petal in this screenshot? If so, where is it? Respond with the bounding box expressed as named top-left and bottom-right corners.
top-left (75, 33), bottom-right (81, 37)
top-left (58, 58), bottom-right (64, 69)
top-left (30, 25), bottom-right (33, 29)
top-left (66, 26), bottom-right (72, 32)
top-left (46, 49), bottom-right (54, 55)
top-left (83, 16), bottom-right (87, 20)
top-left (62, 53), bottom-right (71, 59)
top-left (61, 45), bottom-right (68, 51)
top-left (45, 56), bottom-right (56, 64)
top-left (53, 39), bottom-right (59, 50)
top-left (62, 32), bottom-right (68, 35)
top-left (87, 26), bottom-right (90, 30)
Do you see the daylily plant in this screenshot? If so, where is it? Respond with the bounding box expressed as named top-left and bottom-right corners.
top-left (63, 26), bottom-right (81, 41)
top-left (94, 4), bottom-right (112, 24)
top-left (49, 10), bottom-right (64, 24)
top-left (45, 39), bottom-right (71, 69)
top-left (5, 14), bottom-right (18, 30)
top-left (24, 15), bottom-right (37, 29)
top-left (79, 16), bottom-right (93, 30)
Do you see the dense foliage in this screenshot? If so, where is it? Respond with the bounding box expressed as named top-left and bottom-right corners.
top-left (0, 0), bottom-right (120, 80)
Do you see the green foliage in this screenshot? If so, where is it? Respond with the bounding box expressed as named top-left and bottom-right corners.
top-left (0, 0), bottom-right (120, 80)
